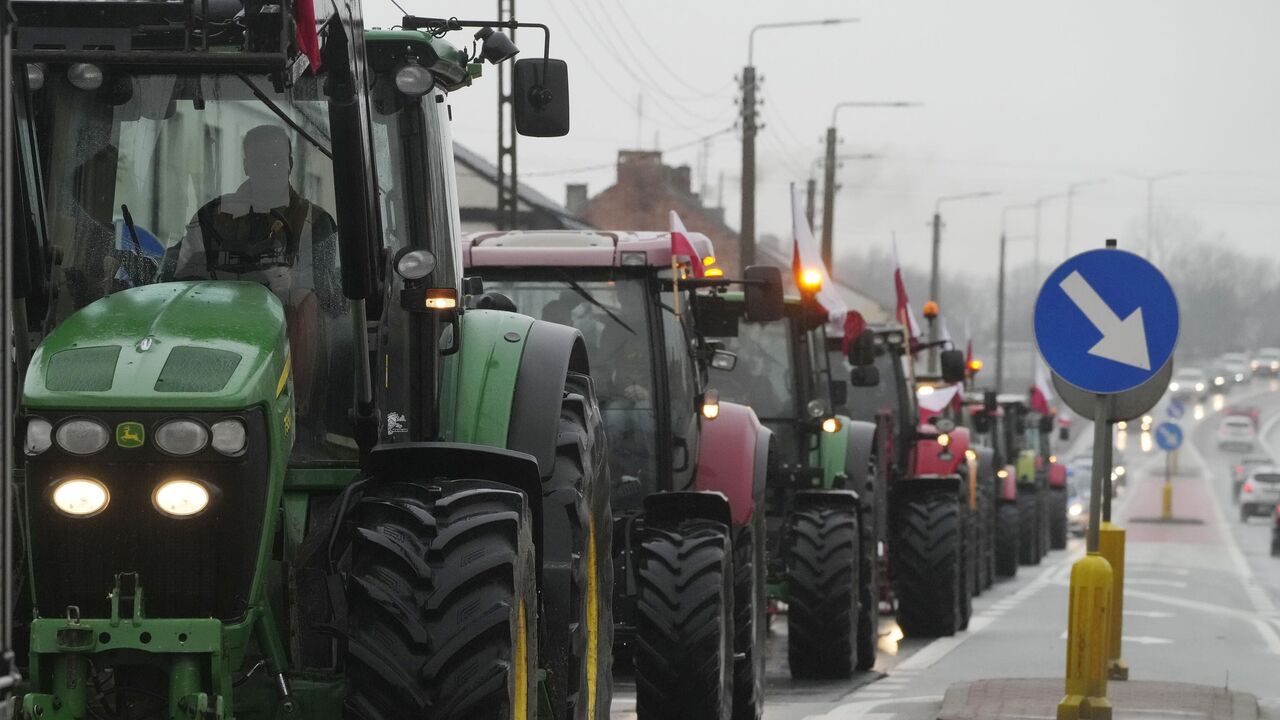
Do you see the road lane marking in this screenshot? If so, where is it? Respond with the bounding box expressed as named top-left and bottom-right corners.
top-left (1122, 635), bottom-right (1173, 645)
top-left (805, 695), bottom-right (945, 720)
top-left (1124, 610), bottom-right (1174, 618)
top-left (1126, 578), bottom-right (1188, 588)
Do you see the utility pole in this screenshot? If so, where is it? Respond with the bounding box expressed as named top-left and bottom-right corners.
top-left (997, 204), bottom-right (1036, 393)
top-left (495, 0), bottom-right (518, 230)
top-left (805, 176), bottom-right (817, 229)
top-left (1123, 172), bottom-right (1182, 260)
top-left (1063, 178), bottom-right (1105, 258)
top-left (739, 65), bottom-right (758, 267)
top-left (820, 126), bottom-right (838, 268)
top-left (930, 191), bottom-right (994, 370)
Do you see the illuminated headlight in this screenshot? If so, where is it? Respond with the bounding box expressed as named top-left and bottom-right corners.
top-left (394, 63), bottom-right (436, 97)
top-left (887, 331), bottom-right (904, 345)
top-left (1215, 377), bottom-right (1225, 386)
top-left (211, 419), bottom-right (247, 456)
top-left (56, 419), bottom-right (110, 455)
top-left (937, 433), bottom-right (951, 448)
top-left (1252, 361), bottom-right (1261, 369)
top-left (621, 251), bottom-right (648, 266)
top-left (1271, 361), bottom-right (1278, 371)
top-left (822, 417), bottom-right (841, 433)
top-left (965, 449), bottom-right (977, 461)
top-left (1195, 383), bottom-right (1205, 392)
top-left (394, 249), bottom-right (436, 280)
top-left (51, 478), bottom-right (110, 518)
top-left (1114, 465), bottom-right (1125, 477)
top-left (1068, 502), bottom-right (1083, 517)
top-left (67, 62), bottom-right (103, 91)
top-left (1169, 382), bottom-right (1180, 392)
top-left (997, 469), bottom-right (1009, 478)
top-left (1235, 373), bottom-right (1244, 382)
top-left (155, 419), bottom-right (209, 456)
top-left (153, 479), bottom-right (211, 518)
top-left (25, 418), bottom-right (52, 456)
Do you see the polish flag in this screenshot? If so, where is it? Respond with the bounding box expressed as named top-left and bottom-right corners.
top-left (1030, 356), bottom-right (1055, 415)
top-left (669, 211), bottom-right (705, 278)
top-left (891, 235), bottom-right (921, 352)
top-left (790, 184), bottom-right (847, 321)
top-left (295, 0), bottom-right (323, 72)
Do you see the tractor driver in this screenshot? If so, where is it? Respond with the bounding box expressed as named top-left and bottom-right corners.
top-left (170, 124), bottom-right (344, 451)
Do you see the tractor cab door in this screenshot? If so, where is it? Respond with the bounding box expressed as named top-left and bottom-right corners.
top-left (660, 285), bottom-right (701, 491)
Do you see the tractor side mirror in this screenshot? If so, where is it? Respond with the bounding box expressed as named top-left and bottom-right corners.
top-left (1059, 426), bottom-right (1070, 441)
top-left (1039, 415), bottom-right (1055, 434)
top-left (514, 58), bottom-right (570, 137)
top-left (983, 389), bottom-right (998, 413)
top-left (972, 412), bottom-right (992, 434)
top-left (940, 349), bottom-right (966, 383)
top-left (849, 364), bottom-right (880, 388)
top-left (846, 329), bottom-right (877, 367)
top-left (695, 294), bottom-right (741, 337)
top-left (743, 265), bottom-right (784, 322)
top-left (829, 379), bottom-right (849, 407)
top-left (710, 349), bottom-right (737, 372)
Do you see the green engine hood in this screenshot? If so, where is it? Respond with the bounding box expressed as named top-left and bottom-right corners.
top-left (25, 282), bottom-right (290, 411)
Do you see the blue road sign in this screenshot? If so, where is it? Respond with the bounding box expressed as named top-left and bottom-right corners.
top-left (1167, 399), bottom-right (1185, 420)
top-left (1155, 422), bottom-right (1183, 451)
top-left (1034, 249), bottom-right (1179, 394)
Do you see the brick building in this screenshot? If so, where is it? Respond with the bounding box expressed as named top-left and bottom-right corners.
top-left (575, 151), bottom-right (742, 275)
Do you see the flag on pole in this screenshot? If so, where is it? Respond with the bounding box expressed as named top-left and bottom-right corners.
top-left (964, 318), bottom-right (974, 368)
top-left (669, 211), bottom-right (705, 278)
top-left (891, 233), bottom-right (921, 351)
top-left (1030, 355), bottom-right (1055, 415)
top-left (790, 184), bottom-right (847, 321)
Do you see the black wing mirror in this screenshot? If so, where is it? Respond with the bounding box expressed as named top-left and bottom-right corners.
top-left (829, 379), bottom-right (849, 407)
top-left (940, 349), bottom-right (966, 384)
top-left (850, 364), bottom-right (881, 388)
top-left (846, 329), bottom-right (877, 367)
top-left (514, 58), bottom-right (570, 137)
top-left (743, 265), bottom-right (784, 322)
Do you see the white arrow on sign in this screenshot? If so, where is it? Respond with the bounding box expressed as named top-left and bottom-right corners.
top-left (1060, 270), bottom-right (1151, 370)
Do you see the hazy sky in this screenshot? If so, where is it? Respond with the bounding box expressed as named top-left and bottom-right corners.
top-left (364, 1), bottom-right (1280, 283)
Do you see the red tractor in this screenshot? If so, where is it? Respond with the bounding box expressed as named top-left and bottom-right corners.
top-left (463, 229), bottom-right (782, 720)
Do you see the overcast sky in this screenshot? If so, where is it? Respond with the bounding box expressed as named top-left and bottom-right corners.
top-left (365, 1), bottom-right (1280, 286)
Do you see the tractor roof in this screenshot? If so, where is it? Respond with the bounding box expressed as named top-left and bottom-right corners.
top-left (462, 229), bottom-right (714, 270)
top-left (365, 29), bottom-right (475, 91)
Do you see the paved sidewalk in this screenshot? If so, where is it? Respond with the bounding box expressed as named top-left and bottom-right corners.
top-left (937, 678), bottom-right (1258, 720)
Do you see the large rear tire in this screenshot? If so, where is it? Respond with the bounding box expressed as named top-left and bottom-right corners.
top-left (855, 509), bottom-right (878, 671)
top-left (994, 502), bottom-right (1020, 579)
top-left (1017, 490), bottom-right (1041, 566)
top-left (1049, 487), bottom-right (1069, 550)
top-left (959, 504), bottom-right (973, 630)
top-left (731, 513), bottom-right (766, 720)
top-left (786, 503), bottom-right (860, 679)
top-left (894, 493), bottom-right (961, 638)
top-left (345, 481), bottom-right (538, 720)
top-left (634, 519), bottom-right (734, 720)
top-left (544, 371), bottom-right (614, 720)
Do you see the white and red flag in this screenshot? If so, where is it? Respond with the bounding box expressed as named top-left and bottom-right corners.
top-left (790, 184), bottom-right (847, 321)
top-left (891, 234), bottom-right (921, 352)
top-left (1030, 355), bottom-right (1056, 415)
top-left (669, 211), bottom-right (705, 278)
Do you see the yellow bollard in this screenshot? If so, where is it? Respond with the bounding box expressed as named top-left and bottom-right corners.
top-left (1058, 553), bottom-right (1114, 720)
top-left (1098, 523), bottom-right (1129, 680)
top-left (1161, 482), bottom-right (1173, 520)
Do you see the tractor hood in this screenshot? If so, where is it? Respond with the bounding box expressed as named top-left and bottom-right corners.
top-left (25, 281), bottom-right (289, 411)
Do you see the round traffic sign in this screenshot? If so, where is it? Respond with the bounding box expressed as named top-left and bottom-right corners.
top-left (1034, 249), bottom-right (1179, 395)
top-left (1166, 399), bottom-right (1185, 420)
top-left (1155, 422), bottom-right (1183, 451)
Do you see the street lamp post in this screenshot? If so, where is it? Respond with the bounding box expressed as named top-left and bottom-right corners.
top-left (1063, 178), bottom-right (1106, 257)
top-left (1123, 171), bottom-right (1183, 260)
top-left (929, 191), bottom-right (995, 370)
top-left (808, 153), bottom-right (876, 233)
top-left (997, 204), bottom-right (1036, 393)
top-left (820, 101), bottom-right (919, 270)
top-left (741, 18), bottom-right (858, 269)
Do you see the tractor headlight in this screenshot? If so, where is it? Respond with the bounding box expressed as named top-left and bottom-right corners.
top-left (67, 62), bottom-right (103, 91)
top-left (1068, 502), bottom-right (1083, 517)
top-left (155, 419), bottom-right (209, 456)
top-left (1114, 465), bottom-right (1125, 477)
top-left (56, 419), bottom-right (110, 455)
top-left (937, 432), bottom-right (951, 447)
top-left (394, 62), bottom-right (436, 98)
top-left (394, 249), bottom-right (436, 281)
top-left (807, 400), bottom-right (826, 418)
top-left (210, 419), bottom-right (247, 456)
top-left (25, 418), bottom-right (52, 455)
top-left (51, 477), bottom-right (110, 518)
top-left (822, 417), bottom-right (842, 433)
top-left (153, 479), bottom-right (211, 518)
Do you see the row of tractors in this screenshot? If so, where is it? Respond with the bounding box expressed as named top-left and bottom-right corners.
top-left (0, 1), bottom-right (1067, 718)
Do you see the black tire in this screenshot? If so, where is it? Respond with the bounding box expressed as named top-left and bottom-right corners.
top-left (1241, 505), bottom-right (1250, 522)
top-left (1038, 488), bottom-right (1052, 558)
top-left (544, 371), bottom-right (614, 720)
top-left (1017, 490), bottom-right (1041, 566)
top-left (894, 493), bottom-right (961, 638)
top-left (1049, 488), bottom-right (1069, 550)
top-left (995, 502), bottom-right (1020, 579)
top-left (786, 503), bottom-right (860, 679)
top-left (345, 481), bottom-right (538, 720)
top-left (634, 519), bottom-right (734, 720)
top-left (1271, 531), bottom-right (1280, 557)
top-left (959, 503), bottom-right (973, 630)
top-left (731, 513), bottom-right (766, 720)
top-left (855, 507), bottom-right (878, 671)
top-left (977, 466), bottom-right (995, 591)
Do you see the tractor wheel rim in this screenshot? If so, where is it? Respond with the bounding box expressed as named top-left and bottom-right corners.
top-left (515, 599), bottom-right (529, 720)
top-left (586, 518), bottom-right (600, 718)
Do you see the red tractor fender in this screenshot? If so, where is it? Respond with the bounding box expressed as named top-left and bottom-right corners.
top-left (695, 400), bottom-right (770, 525)
top-left (999, 465), bottom-right (1018, 500)
top-left (912, 425), bottom-right (971, 477)
top-left (1048, 461), bottom-right (1067, 488)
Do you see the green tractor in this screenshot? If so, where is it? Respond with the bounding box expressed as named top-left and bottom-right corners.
top-left (8, 2), bottom-right (612, 718)
top-left (704, 292), bottom-right (881, 677)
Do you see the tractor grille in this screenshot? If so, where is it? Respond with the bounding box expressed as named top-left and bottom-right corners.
top-left (25, 409), bottom-right (270, 620)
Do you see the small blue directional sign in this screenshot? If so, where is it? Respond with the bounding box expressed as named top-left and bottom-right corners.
top-left (1155, 422), bottom-right (1183, 451)
top-left (1034, 249), bottom-right (1179, 394)
top-left (1166, 399), bottom-right (1185, 420)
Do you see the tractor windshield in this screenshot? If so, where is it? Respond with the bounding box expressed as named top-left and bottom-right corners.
top-left (848, 350), bottom-right (903, 424)
top-left (31, 70), bottom-right (354, 461)
top-left (711, 319), bottom-right (796, 420)
top-left (479, 274), bottom-right (659, 504)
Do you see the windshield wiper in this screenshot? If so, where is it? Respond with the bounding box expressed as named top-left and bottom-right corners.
top-left (235, 73), bottom-right (333, 160)
top-left (555, 271), bottom-right (636, 336)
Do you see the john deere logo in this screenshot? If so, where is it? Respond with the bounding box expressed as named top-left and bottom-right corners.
top-left (116, 422), bottom-right (145, 449)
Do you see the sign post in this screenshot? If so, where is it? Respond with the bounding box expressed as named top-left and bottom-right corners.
top-left (1035, 241), bottom-right (1180, 716)
top-left (1155, 422), bottom-right (1184, 520)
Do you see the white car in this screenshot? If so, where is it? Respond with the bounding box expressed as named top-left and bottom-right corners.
top-left (1220, 352), bottom-right (1251, 384)
top-left (1252, 348), bottom-right (1280, 376)
top-left (1217, 416), bottom-right (1257, 452)
top-left (1168, 368), bottom-right (1208, 401)
top-left (1240, 467), bottom-right (1280, 521)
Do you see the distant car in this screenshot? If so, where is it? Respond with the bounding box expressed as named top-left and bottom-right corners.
top-left (1067, 480), bottom-right (1089, 537)
top-left (1220, 352), bottom-right (1251, 384)
top-left (1168, 367), bottom-right (1208, 401)
top-left (1208, 366), bottom-right (1231, 393)
top-left (1218, 416), bottom-right (1258, 452)
top-left (1225, 405), bottom-right (1261, 429)
top-left (1271, 504), bottom-right (1280, 556)
top-left (1252, 347), bottom-right (1280, 376)
top-left (1230, 454), bottom-right (1272, 502)
top-left (1240, 468), bottom-right (1280, 521)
